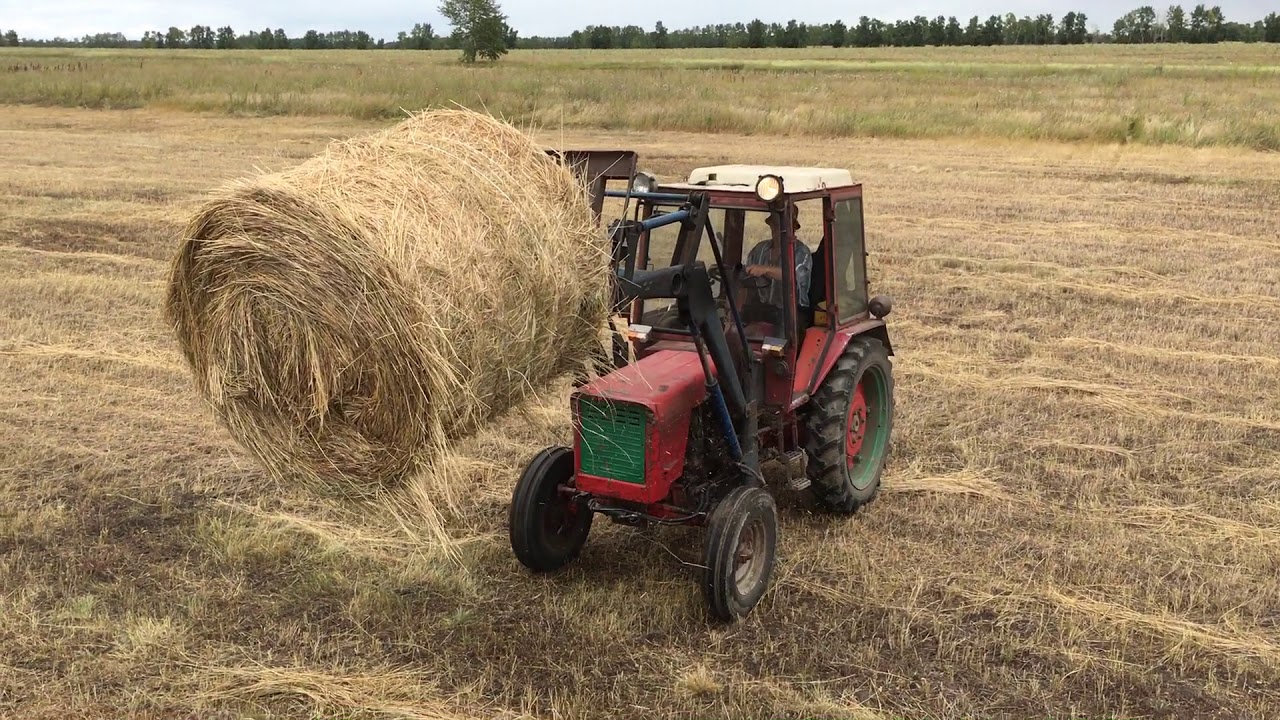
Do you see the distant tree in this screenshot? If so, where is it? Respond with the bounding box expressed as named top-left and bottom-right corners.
top-left (925, 16), bottom-right (945, 45)
top-left (1034, 14), bottom-right (1056, 43)
top-left (979, 15), bottom-right (1003, 45)
top-left (1205, 5), bottom-right (1225, 41)
top-left (587, 25), bottom-right (613, 49)
top-left (216, 26), bottom-right (236, 48)
top-left (165, 26), bottom-right (187, 48)
top-left (4, 29), bottom-right (18, 46)
top-left (651, 21), bottom-right (669, 48)
top-left (403, 22), bottom-right (435, 49)
top-left (776, 19), bottom-right (803, 48)
top-left (1058, 12), bottom-right (1088, 43)
top-left (858, 16), bottom-right (887, 46)
top-left (746, 19), bottom-right (768, 47)
top-left (1166, 5), bottom-right (1187, 41)
top-left (945, 16), bottom-right (964, 44)
top-left (827, 19), bottom-right (847, 47)
top-left (274, 28), bottom-right (289, 48)
top-left (1266, 12), bottom-right (1280, 42)
top-left (189, 25), bottom-right (215, 49)
top-left (439, 0), bottom-right (510, 62)
top-left (1001, 13), bottom-right (1019, 44)
top-left (1190, 4), bottom-right (1208, 41)
top-left (1114, 6), bottom-right (1157, 42)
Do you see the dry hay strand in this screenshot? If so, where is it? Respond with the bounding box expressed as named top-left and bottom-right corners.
top-left (958, 583), bottom-right (1280, 666)
top-left (1117, 504), bottom-right (1280, 547)
top-left (189, 658), bottom-right (503, 720)
top-left (933, 271), bottom-right (1280, 311)
top-left (884, 468), bottom-right (1018, 502)
top-left (1057, 336), bottom-right (1280, 368)
top-left (164, 108), bottom-right (612, 497)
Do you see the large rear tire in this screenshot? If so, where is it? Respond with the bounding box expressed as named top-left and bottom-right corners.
top-left (509, 446), bottom-right (593, 572)
top-left (803, 336), bottom-right (894, 514)
top-left (702, 485), bottom-right (779, 622)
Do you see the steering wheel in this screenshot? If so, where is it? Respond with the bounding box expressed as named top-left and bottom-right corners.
top-left (709, 263), bottom-right (770, 290)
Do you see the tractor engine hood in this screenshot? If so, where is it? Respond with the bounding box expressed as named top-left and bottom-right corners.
top-left (572, 349), bottom-right (711, 423)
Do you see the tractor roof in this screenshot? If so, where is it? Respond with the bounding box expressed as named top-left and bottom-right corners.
top-left (661, 164), bottom-right (856, 194)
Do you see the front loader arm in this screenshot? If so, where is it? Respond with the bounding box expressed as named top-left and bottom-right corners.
top-left (615, 263), bottom-right (746, 422)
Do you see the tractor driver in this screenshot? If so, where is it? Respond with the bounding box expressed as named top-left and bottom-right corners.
top-left (740, 211), bottom-right (812, 332)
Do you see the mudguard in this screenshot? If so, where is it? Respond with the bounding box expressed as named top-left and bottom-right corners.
top-left (791, 320), bottom-right (892, 408)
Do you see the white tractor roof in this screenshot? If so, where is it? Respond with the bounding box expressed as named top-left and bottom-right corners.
top-left (665, 164), bottom-right (855, 193)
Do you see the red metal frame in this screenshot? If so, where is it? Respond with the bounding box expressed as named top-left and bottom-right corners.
top-left (571, 350), bottom-right (709, 505)
top-left (790, 319), bottom-right (886, 409)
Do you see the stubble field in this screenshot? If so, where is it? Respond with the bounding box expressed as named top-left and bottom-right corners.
top-left (2, 45), bottom-right (1280, 720)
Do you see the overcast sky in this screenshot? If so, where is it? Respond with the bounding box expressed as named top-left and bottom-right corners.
top-left (3, 0), bottom-right (1275, 40)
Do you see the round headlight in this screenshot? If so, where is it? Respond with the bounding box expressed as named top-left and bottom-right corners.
top-left (630, 171), bottom-right (657, 194)
top-left (755, 174), bottom-right (783, 202)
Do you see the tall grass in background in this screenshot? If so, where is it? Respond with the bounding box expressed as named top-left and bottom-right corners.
top-left (2, 45), bottom-right (1278, 149)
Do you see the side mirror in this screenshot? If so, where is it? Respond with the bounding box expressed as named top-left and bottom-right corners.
top-left (869, 295), bottom-right (893, 319)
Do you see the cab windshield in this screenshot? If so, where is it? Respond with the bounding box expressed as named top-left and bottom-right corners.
top-left (634, 201), bottom-right (822, 342)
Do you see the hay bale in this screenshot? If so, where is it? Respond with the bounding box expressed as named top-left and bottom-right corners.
top-left (165, 109), bottom-right (611, 493)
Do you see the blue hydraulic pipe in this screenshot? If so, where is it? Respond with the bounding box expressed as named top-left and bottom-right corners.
top-left (639, 209), bottom-right (692, 232)
top-left (604, 190), bottom-right (691, 203)
top-left (706, 381), bottom-right (743, 463)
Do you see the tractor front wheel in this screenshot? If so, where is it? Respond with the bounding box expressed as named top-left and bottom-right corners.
top-left (702, 485), bottom-right (779, 622)
top-left (803, 336), bottom-right (895, 514)
top-left (509, 446), bottom-right (593, 572)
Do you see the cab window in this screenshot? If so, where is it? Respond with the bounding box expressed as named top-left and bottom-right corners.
top-left (832, 198), bottom-right (868, 320)
top-left (637, 207), bottom-right (726, 329)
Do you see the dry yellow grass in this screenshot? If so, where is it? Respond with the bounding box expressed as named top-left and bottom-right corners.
top-left (3, 99), bottom-right (1280, 720)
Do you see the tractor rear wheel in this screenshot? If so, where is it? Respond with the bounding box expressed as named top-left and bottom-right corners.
top-left (702, 485), bottom-right (778, 622)
top-left (803, 336), bottom-right (894, 514)
top-left (509, 446), bottom-right (593, 572)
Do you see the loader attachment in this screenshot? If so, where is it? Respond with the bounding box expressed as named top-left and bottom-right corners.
top-left (546, 149), bottom-right (638, 220)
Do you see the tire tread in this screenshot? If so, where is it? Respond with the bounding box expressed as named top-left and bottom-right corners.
top-left (802, 337), bottom-right (894, 514)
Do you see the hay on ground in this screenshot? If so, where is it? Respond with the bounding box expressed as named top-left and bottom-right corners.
top-left (164, 108), bottom-right (612, 494)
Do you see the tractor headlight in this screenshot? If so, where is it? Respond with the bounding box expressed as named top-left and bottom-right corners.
top-left (630, 171), bottom-right (657, 195)
top-left (755, 174), bottom-right (783, 203)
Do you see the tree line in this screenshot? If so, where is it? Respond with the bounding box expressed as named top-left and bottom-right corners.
top-left (3, 5), bottom-right (1278, 51)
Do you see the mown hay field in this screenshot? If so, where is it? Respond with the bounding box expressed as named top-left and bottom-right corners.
top-left (2, 44), bottom-right (1280, 720)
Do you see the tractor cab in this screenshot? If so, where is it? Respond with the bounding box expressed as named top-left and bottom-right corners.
top-left (618, 164), bottom-right (892, 413)
top-left (508, 152), bottom-right (897, 624)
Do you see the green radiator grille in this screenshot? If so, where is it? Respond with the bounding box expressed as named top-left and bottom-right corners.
top-left (577, 397), bottom-right (648, 484)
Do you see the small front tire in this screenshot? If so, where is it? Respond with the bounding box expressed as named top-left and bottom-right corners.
top-left (509, 446), bottom-right (593, 572)
top-left (702, 485), bottom-right (779, 622)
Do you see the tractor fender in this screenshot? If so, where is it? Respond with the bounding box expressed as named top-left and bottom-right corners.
top-left (792, 319), bottom-right (892, 407)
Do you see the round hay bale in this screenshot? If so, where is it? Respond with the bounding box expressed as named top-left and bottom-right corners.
top-left (165, 109), bottom-right (612, 493)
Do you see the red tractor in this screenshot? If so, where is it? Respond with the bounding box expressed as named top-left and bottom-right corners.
top-left (509, 154), bottom-right (895, 622)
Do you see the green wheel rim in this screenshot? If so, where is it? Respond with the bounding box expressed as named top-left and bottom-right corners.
top-left (846, 364), bottom-right (890, 491)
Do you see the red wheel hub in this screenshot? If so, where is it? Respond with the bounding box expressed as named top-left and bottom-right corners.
top-left (545, 484), bottom-right (580, 535)
top-left (846, 381), bottom-right (868, 464)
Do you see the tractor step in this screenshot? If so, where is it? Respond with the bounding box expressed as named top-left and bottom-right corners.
top-left (782, 451), bottom-right (810, 491)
